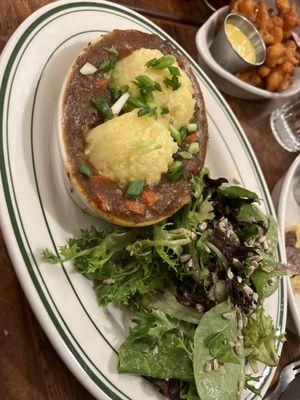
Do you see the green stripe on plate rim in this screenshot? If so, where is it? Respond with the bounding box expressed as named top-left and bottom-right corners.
top-left (7, 28), bottom-right (133, 400)
top-left (0, 1), bottom-right (285, 399)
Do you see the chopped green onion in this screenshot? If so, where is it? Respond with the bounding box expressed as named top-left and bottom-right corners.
top-left (125, 180), bottom-right (146, 198)
top-left (80, 62), bottom-right (97, 75)
top-left (121, 85), bottom-right (130, 94)
top-left (111, 92), bottom-right (130, 115)
top-left (160, 106), bottom-right (170, 115)
top-left (79, 164), bottom-right (92, 178)
top-left (107, 82), bottom-right (119, 100)
top-left (138, 107), bottom-right (157, 118)
top-left (129, 139), bottom-right (162, 154)
top-left (127, 96), bottom-right (146, 109)
top-left (108, 83), bottom-right (129, 101)
top-left (179, 127), bottom-right (187, 142)
top-left (187, 123), bottom-right (198, 133)
top-left (99, 57), bottom-right (117, 73)
top-left (133, 75), bottom-right (162, 92)
top-left (168, 65), bottom-right (181, 76)
top-left (146, 55), bottom-right (175, 70)
top-left (169, 125), bottom-right (181, 143)
top-left (164, 65), bottom-right (181, 91)
top-left (103, 46), bottom-right (118, 56)
top-left (178, 151), bottom-right (193, 159)
top-left (164, 75), bottom-right (180, 91)
top-left (131, 75), bottom-right (162, 115)
top-left (167, 161), bottom-right (185, 181)
top-left (91, 97), bottom-right (114, 120)
top-left (188, 142), bottom-right (200, 155)
top-left (140, 86), bottom-right (151, 99)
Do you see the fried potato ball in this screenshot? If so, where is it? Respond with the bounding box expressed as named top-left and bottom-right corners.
top-left (265, 70), bottom-right (284, 91)
top-left (266, 43), bottom-right (287, 68)
top-left (236, 68), bottom-right (263, 87)
top-left (257, 65), bottom-right (271, 78)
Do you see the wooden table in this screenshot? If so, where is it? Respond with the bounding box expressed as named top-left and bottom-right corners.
top-left (0, 1), bottom-right (299, 399)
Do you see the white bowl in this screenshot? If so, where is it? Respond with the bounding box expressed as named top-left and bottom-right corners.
top-left (195, 6), bottom-right (300, 100)
top-left (273, 154), bottom-right (300, 336)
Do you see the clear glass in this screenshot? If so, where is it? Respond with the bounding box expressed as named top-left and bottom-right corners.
top-left (270, 98), bottom-right (300, 152)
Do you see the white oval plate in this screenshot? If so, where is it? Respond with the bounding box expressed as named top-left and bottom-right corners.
top-left (0, 1), bottom-right (286, 399)
top-left (275, 154), bottom-right (300, 336)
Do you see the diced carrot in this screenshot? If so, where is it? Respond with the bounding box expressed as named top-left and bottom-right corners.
top-left (185, 134), bottom-right (198, 143)
top-left (95, 79), bottom-right (108, 89)
top-left (93, 174), bottom-right (111, 184)
top-left (141, 190), bottom-right (159, 206)
top-left (125, 200), bottom-right (145, 215)
top-left (96, 196), bottom-right (108, 211)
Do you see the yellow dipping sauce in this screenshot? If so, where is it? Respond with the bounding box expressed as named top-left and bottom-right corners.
top-left (225, 23), bottom-right (256, 64)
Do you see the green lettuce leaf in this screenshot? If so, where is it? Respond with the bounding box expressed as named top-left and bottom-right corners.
top-left (173, 170), bottom-right (214, 232)
top-left (193, 300), bottom-right (245, 400)
top-left (118, 309), bottom-right (195, 380)
top-left (126, 223), bottom-right (193, 270)
top-left (94, 259), bottom-right (166, 306)
top-left (142, 291), bottom-right (202, 324)
top-left (243, 307), bottom-right (279, 371)
top-left (42, 226), bottom-right (140, 275)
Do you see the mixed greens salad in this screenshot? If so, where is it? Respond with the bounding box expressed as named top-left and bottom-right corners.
top-left (43, 169), bottom-right (289, 400)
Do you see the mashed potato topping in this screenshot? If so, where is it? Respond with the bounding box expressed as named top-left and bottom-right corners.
top-left (112, 48), bottom-right (195, 130)
top-left (85, 110), bottom-right (178, 186)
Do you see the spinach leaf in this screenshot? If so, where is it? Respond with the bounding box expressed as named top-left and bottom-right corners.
top-left (251, 271), bottom-right (280, 299)
top-left (218, 186), bottom-right (259, 201)
top-left (118, 309), bottom-right (195, 381)
top-left (237, 203), bottom-right (267, 225)
top-left (251, 251), bottom-right (286, 299)
top-left (193, 300), bottom-right (245, 400)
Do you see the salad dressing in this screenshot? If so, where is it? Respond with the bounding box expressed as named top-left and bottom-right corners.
top-left (225, 23), bottom-right (256, 64)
